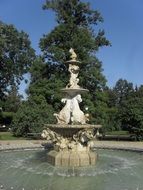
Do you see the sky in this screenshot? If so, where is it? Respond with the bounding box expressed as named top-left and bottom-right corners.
top-left (0, 0), bottom-right (143, 97)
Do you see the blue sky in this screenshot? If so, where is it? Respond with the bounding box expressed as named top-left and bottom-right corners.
top-left (0, 0), bottom-right (143, 96)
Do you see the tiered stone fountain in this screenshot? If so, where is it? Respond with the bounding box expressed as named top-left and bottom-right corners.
top-left (42, 48), bottom-right (101, 167)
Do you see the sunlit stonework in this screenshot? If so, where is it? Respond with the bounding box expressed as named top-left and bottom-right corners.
top-left (42, 49), bottom-right (101, 167)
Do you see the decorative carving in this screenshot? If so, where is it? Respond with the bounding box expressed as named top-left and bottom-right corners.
top-left (69, 48), bottom-right (77, 61)
top-left (54, 48), bottom-right (89, 125)
top-left (54, 94), bottom-right (89, 125)
top-left (71, 94), bottom-right (89, 124)
top-left (66, 64), bottom-right (80, 89)
top-left (53, 98), bottom-right (71, 124)
top-left (73, 128), bottom-right (95, 145)
top-left (41, 128), bottom-right (61, 143)
top-left (41, 127), bottom-right (96, 152)
top-left (42, 49), bottom-right (101, 166)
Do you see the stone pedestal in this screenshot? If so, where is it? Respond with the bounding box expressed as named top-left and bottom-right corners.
top-left (47, 150), bottom-right (98, 167)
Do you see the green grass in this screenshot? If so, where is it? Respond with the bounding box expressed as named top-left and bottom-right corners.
top-left (0, 132), bottom-right (26, 140)
top-left (106, 131), bottom-right (129, 135)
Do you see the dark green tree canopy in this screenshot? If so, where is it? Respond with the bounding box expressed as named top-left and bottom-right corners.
top-left (12, 0), bottom-right (112, 136)
top-left (113, 79), bottom-right (134, 106)
top-left (0, 21), bottom-right (35, 99)
top-left (28, 0), bottom-right (111, 126)
top-left (41, 0), bottom-right (110, 64)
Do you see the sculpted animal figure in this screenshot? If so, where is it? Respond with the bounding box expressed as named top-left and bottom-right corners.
top-left (71, 94), bottom-right (89, 124)
top-left (73, 129), bottom-right (95, 145)
top-left (41, 128), bottom-right (59, 142)
top-left (54, 98), bottom-right (71, 124)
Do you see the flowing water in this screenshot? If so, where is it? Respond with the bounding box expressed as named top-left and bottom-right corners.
top-left (0, 149), bottom-right (143, 190)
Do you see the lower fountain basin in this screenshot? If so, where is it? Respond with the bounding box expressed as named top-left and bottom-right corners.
top-left (0, 149), bottom-right (143, 190)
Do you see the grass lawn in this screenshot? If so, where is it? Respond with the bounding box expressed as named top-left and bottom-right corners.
top-left (0, 132), bottom-right (26, 140)
top-left (106, 131), bottom-right (129, 135)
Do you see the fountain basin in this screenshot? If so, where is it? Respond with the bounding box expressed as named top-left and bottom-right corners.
top-left (0, 148), bottom-right (143, 190)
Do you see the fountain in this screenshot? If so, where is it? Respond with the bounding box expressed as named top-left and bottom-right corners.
top-left (41, 48), bottom-right (101, 167)
top-left (1, 49), bottom-right (143, 189)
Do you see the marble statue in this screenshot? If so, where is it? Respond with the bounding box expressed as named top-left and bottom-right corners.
top-left (54, 48), bottom-right (89, 125)
top-left (71, 94), bottom-right (89, 124)
top-left (53, 98), bottom-right (71, 124)
top-left (69, 48), bottom-right (77, 60)
top-left (54, 94), bottom-right (89, 125)
top-left (66, 64), bottom-right (80, 89)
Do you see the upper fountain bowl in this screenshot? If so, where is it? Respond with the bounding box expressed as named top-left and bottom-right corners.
top-left (61, 88), bottom-right (89, 96)
top-left (66, 60), bottom-right (81, 64)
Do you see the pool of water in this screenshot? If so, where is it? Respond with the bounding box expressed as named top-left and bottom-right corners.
top-left (0, 149), bottom-right (143, 190)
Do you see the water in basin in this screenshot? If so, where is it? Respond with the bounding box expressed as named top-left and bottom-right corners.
top-left (0, 149), bottom-right (143, 190)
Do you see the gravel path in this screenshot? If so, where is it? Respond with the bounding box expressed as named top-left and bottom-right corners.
top-left (0, 140), bottom-right (47, 151)
top-left (93, 141), bottom-right (143, 152)
top-left (0, 140), bottom-right (143, 152)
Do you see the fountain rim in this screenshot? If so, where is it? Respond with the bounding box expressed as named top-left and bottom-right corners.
top-left (61, 88), bottom-right (89, 94)
top-left (0, 145), bottom-right (143, 154)
top-left (44, 124), bottom-right (102, 129)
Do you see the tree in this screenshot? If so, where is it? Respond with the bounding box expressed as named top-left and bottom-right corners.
top-left (3, 85), bottom-right (22, 113)
top-left (103, 87), bottom-right (121, 132)
top-left (11, 96), bottom-right (55, 137)
top-left (113, 79), bottom-right (134, 106)
top-left (118, 90), bottom-right (143, 140)
top-left (29, 0), bottom-right (110, 125)
top-left (0, 21), bottom-right (35, 99)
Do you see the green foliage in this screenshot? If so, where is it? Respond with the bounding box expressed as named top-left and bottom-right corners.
top-left (113, 79), bottom-right (134, 106)
top-left (0, 21), bottom-right (35, 99)
top-left (11, 96), bottom-right (55, 137)
top-left (1, 112), bottom-right (14, 125)
top-left (3, 1), bottom-right (143, 141)
top-left (104, 81), bottom-right (143, 140)
top-left (118, 87), bottom-right (143, 134)
top-left (2, 85), bottom-right (22, 113)
top-left (28, 0), bottom-right (110, 129)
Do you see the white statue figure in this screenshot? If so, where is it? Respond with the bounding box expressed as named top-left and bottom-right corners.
top-left (53, 97), bottom-right (71, 124)
top-left (66, 64), bottom-right (80, 88)
top-left (71, 94), bottom-right (89, 124)
top-left (69, 48), bottom-right (77, 60)
top-left (54, 48), bottom-right (89, 125)
top-left (54, 94), bottom-right (89, 124)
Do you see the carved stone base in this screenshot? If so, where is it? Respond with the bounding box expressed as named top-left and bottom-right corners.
top-left (47, 150), bottom-right (98, 167)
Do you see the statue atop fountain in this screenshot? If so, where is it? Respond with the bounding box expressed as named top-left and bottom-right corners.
top-left (54, 48), bottom-right (89, 125)
top-left (42, 48), bottom-right (101, 167)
